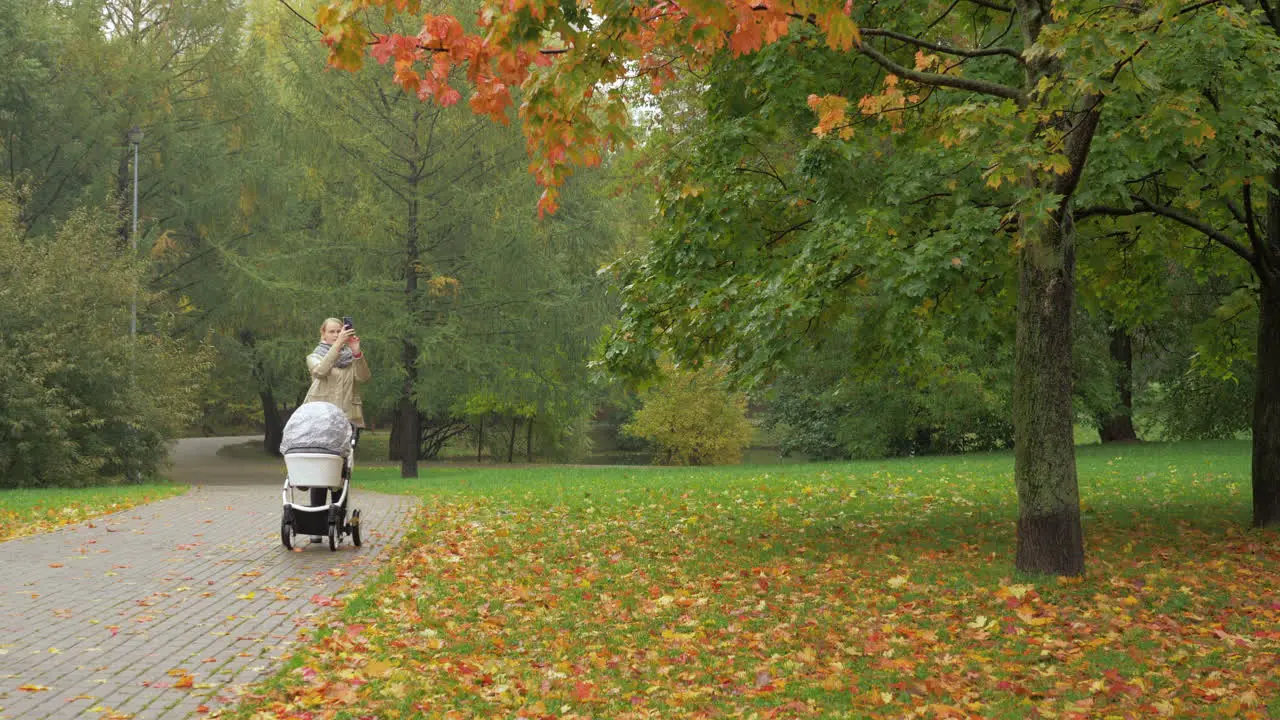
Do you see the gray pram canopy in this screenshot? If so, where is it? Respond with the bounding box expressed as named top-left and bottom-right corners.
top-left (280, 402), bottom-right (352, 457)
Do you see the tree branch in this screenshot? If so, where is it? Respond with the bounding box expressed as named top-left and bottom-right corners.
top-left (855, 41), bottom-right (1024, 101)
top-left (1244, 180), bottom-right (1264, 253)
top-left (732, 165), bottom-right (788, 188)
top-left (1247, 178), bottom-right (1280, 282)
top-left (963, 0), bottom-right (1014, 12)
top-left (861, 28), bottom-right (1022, 60)
top-left (1076, 197), bottom-right (1258, 267)
top-left (764, 219), bottom-right (813, 246)
top-left (925, 0), bottom-right (965, 32)
top-left (275, 0), bottom-right (316, 31)
top-left (1052, 93), bottom-right (1103, 198)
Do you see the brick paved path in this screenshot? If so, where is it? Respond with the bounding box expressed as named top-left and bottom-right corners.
top-left (0, 438), bottom-right (420, 720)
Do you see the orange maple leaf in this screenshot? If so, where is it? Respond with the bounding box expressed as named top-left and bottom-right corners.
top-left (807, 94), bottom-right (850, 138)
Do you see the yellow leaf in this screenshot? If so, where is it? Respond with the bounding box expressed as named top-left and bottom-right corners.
top-left (150, 229), bottom-right (178, 258)
top-left (1005, 583), bottom-right (1034, 600)
top-left (822, 11), bottom-right (861, 51)
top-left (383, 682), bottom-right (409, 699)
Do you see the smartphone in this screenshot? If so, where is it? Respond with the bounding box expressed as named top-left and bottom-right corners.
top-left (342, 316), bottom-right (353, 329)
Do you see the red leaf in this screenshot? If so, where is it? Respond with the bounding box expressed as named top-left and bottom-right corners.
top-left (371, 34), bottom-right (398, 65)
top-left (572, 680), bottom-right (596, 702)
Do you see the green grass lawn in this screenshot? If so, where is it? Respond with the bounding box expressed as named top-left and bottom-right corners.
top-left (227, 440), bottom-right (1277, 719)
top-left (0, 483), bottom-right (186, 542)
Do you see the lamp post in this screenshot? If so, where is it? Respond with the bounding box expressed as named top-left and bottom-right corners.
top-left (127, 126), bottom-right (142, 483)
top-left (127, 126), bottom-right (142, 341)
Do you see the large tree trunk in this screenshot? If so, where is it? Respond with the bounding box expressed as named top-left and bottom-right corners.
top-left (1097, 326), bottom-right (1139, 442)
top-left (1013, 209), bottom-right (1085, 576)
top-left (1010, 0), bottom-right (1096, 576)
top-left (261, 389), bottom-right (283, 457)
top-left (1253, 181), bottom-right (1280, 528)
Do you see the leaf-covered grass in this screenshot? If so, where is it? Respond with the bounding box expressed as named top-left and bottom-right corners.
top-left (0, 483), bottom-right (187, 542)
top-left (228, 440), bottom-right (1279, 719)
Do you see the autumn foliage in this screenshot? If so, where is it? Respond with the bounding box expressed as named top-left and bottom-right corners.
top-left (224, 449), bottom-right (1280, 718)
top-left (0, 485), bottom-right (186, 542)
top-left (317, 0), bottom-right (860, 215)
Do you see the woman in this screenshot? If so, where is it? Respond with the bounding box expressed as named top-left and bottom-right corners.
top-left (304, 317), bottom-right (371, 512)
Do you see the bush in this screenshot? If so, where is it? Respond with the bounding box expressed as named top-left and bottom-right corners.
top-left (0, 192), bottom-right (211, 487)
top-left (623, 363), bottom-right (753, 465)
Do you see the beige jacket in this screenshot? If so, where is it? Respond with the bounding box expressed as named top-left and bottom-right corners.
top-left (304, 344), bottom-right (371, 427)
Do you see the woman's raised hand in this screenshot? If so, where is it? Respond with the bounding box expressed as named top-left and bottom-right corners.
top-left (338, 327), bottom-right (356, 347)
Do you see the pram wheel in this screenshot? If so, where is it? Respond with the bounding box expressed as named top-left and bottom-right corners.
top-left (280, 509), bottom-right (294, 550)
top-left (349, 509), bottom-right (362, 547)
top-left (328, 521), bottom-right (339, 551)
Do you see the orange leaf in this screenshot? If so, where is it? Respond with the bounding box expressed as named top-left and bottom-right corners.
top-left (572, 680), bottom-right (597, 702)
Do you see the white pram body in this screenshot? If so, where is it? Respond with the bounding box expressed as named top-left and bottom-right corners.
top-left (279, 402), bottom-right (361, 551)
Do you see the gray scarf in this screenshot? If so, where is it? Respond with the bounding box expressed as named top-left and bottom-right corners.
top-left (312, 342), bottom-right (355, 369)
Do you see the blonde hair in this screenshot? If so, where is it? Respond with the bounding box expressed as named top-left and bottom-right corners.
top-left (319, 317), bottom-right (343, 335)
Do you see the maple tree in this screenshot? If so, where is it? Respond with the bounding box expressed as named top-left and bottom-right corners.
top-left (1068, 5), bottom-right (1280, 528)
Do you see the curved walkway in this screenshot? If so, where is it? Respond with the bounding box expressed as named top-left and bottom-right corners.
top-left (0, 437), bottom-right (420, 720)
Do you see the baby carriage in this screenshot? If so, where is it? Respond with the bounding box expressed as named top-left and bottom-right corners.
top-left (278, 402), bottom-right (362, 551)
